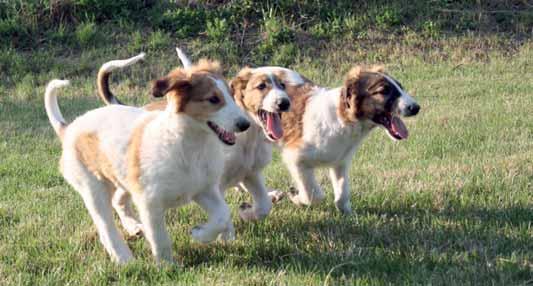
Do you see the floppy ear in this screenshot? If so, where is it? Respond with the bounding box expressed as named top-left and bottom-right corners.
top-left (151, 77), bottom-right (191, 98)
top-left (339, 66), bottom-right (365, 122)
top-left (229, 67), bottom-right (252, 101)
top-left (151, 78), bottom-right (169, 98)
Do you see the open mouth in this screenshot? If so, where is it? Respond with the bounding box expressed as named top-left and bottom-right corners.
top-left (207, 121), bottom-right (236, 145)
top-left (258, 109), bottom-right (283, 141)
top-left (373, 113), bottom-right (409, 140)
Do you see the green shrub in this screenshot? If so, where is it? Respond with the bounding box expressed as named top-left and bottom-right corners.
top-left (75, 21), bottom-right (98, 47)
top-left (206, 18), bottom-right (230, 43)
top-left (375, 7), bottom-right (402, 29)
top-left (271, 43), bottom-right (298, 66)
top-left (422, 20), bottom-right (441, 38)
top-left (158, 8), bottom-right (207, 38)
top-left (148, 30), bottom-right (171, 51)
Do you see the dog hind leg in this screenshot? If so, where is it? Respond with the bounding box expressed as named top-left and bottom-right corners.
top-left (238, 173), bottom-right (273, 221)
top-left (67, 176), bottom-right (134, 264)
top-left (112, 188), bottom-right (143, 237)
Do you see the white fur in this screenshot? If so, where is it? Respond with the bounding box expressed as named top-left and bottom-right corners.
top-left (209, 77), bottom-right (245, 132)
top-left (252, 66), bottom-right (305, 85)
top-left (45, 79), bottom-right (70, 136)
top-left (99, 53), bottom-right (145, 104)
top-left (100, 53), bottom-right (145, 72)
top-left (175, 47), bottom-right (192, 69)
top-left (383, 74), bottom-right (417, 116)
top-left (46, 77), bottom-right (244, 264)
top-left (261, 74), bottom-right (290, 113)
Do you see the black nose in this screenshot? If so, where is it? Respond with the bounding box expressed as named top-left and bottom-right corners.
top-left (236, 118), bottom-right (250, 132)
top-left (407, 103), bottom-right (420, 116)
top-left (277, 98), bottom-right (290, 111)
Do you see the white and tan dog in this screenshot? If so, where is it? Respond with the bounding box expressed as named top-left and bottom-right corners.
top-left (45, 59), bottom-right (250, 264)
top-left (96, 49), bottom-right (293, 221)
top-left (272, 65), bottom-right (420, 214)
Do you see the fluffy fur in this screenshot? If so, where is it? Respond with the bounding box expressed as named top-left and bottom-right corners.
top-left (273, 65), bottom-right (421, 213)
top-left (95, 50), bottom-right (291, 222)
top-left (45, 61), bottom-right (250, 264)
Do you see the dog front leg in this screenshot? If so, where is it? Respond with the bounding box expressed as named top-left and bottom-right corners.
top-left (286, 162), bottom-right (325, 206)
top-left (329, 164), bottom-right (352, 214)
top-left (238, 172), bottom-right (273, 221)
top-left (192, 188), bottom-right (233, 243)
top-left (136, 200), bottom-right (173, 263)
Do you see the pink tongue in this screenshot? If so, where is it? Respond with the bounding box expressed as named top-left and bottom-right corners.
top-left (391, 116), bottom-right (408, 139)
top-left (266, 113), bottom-right (283, 140)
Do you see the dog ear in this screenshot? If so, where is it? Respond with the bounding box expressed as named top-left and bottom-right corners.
top-left (151, 78), bottom-right (169, 98)
top-left (229, 67), bottom-right (253, 104)
top-left (151, 77), bottom-right (191, 98)
top-left (340, 66), bottom-right (365, 122)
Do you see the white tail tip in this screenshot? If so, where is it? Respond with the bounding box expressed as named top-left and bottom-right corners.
top-left (176, 47), bottom-right (192, 69)
top-left (47, 79), bottom-right (70, 91)
top-left (100, 53), bottom-right (146, 72)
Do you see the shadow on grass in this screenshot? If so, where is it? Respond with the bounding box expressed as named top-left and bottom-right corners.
top-left (173, 203), bottom-right (532, 283)
top-left (3, 98), bottom-right (530, 284)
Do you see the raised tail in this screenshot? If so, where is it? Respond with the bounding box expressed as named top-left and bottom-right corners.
top-left (176, 47), bottom-right (192, 69)
top-left (45, 80), bottom-right (70, 141)
top-left (97, 53), bottom-right (145, 105)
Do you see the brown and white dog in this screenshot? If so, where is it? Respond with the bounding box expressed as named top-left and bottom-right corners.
top-left (45, 60), bottom-right (250, 264)
top-left (271, 65), bottom-right (420, 214)
top-left (95, 49), bottom-right (292, 222)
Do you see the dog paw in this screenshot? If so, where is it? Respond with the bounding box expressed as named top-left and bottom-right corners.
top-left (268, 190), bottom-right (285, 204)
top-left (288, 188), bottom-right (325, 206)
top-left (335, 200), bottom-right (352, 215)
top-left (239, 202), bottom-right (272, 221)
top-left (191, 225), bottom-right (217, 243)
top-left (218, 227), bottom-right (235, 242)
top-left (125, 224), bottom-right (143, 238)
top-left (239, 202), bottom-right (256, 221)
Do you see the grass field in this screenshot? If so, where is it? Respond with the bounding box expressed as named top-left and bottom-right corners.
top-left (1, 1), bottom-right (533, 285)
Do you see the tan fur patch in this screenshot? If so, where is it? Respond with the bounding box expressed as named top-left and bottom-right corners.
top-left (338, 65), bottom-right (390, 124)
top-left (144, 100), bottom-right (166, 111)
top-left (126, 114), bottom-right (157, 193)
top-left (151, 59), bottom-right (227, 118)
top-left (75, 132), bottom-right (118, 186)
top-left (280, 82), bottom-right (316, 148)
top-left (230, 68), bottom-right (289, 115)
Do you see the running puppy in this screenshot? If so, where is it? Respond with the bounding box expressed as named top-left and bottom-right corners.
top-left (96, 50), bottom-right (293, 221)
top-left (274, 65), bottom-right (420, 213)
top-left (45, 60), bottom-right (250, 264)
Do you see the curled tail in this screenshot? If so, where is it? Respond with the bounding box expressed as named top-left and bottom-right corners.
top-left (45, 80), bottom-right (70, 141)
top-left (97, 53), bottom-right (145, 105)
top-left (176, 47), bottom-right (192, 69)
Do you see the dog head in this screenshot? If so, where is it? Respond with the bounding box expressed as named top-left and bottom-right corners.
top-left (340, 65), bottom-right (420, 140)
top-left (151, 59), bottom-right (250, 145)
top-left (230, 67), bottom-right (291, 141)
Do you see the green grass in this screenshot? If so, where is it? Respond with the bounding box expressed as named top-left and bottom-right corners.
top-left (1, 1), bottom-right (533, 285)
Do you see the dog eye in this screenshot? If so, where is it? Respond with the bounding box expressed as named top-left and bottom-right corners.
top-left (257, 83), bottom-right (267, 90)
top-left (279, 82), bottom-right (286, 90)
top-left (208, 96), bottom-right (220, 104)
top-left (382, 86), bottom-right (391, 95)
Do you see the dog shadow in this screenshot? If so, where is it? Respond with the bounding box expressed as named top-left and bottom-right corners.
top-left (173, 203), bottom-right (532, 282)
